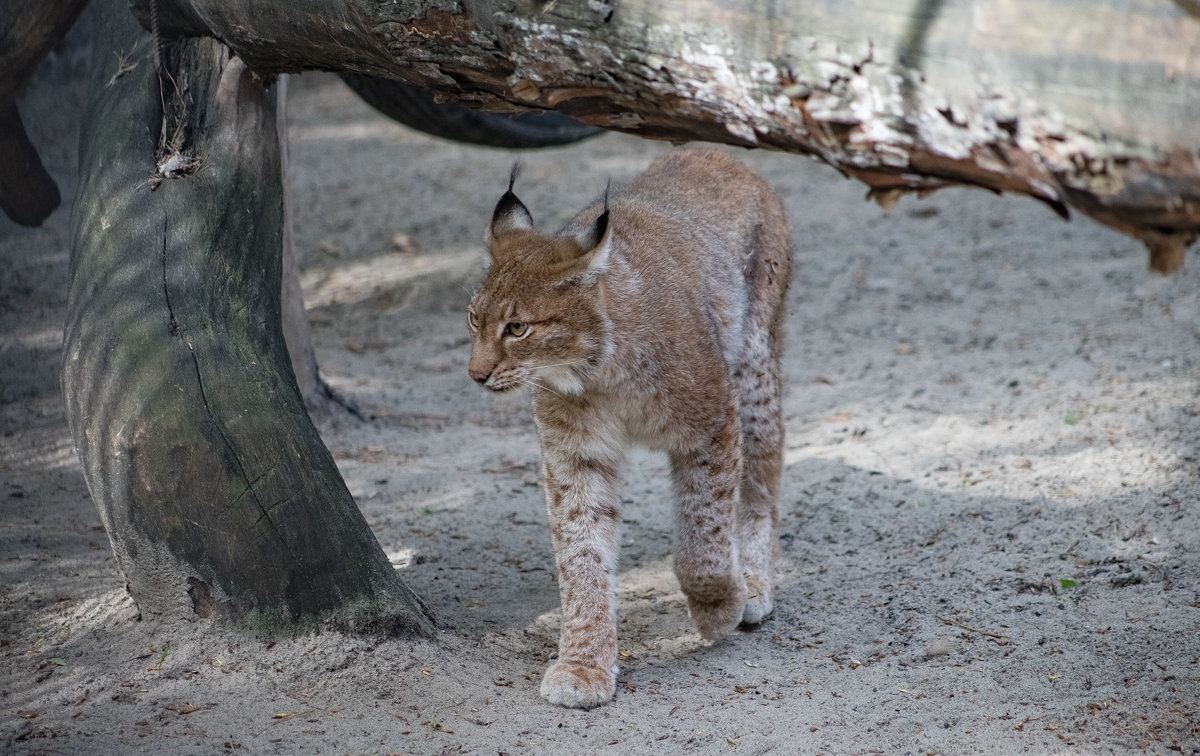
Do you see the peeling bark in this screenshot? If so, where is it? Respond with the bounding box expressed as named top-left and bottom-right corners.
top-left (137, 0), bottom-right (1200, 270)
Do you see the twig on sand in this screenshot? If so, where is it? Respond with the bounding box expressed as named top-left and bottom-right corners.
top-left (935, 614), bottom-right (1008, 640)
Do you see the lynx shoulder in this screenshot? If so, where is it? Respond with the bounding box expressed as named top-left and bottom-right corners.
top-left (467, 149), bottom-right (791, 708)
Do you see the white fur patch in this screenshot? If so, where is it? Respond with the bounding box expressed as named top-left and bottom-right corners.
top-left (538, 365), bottom-right (586, 396)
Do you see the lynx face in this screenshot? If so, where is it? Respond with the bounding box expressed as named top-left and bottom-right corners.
top-left (467, 186), bottom-right (613, 396)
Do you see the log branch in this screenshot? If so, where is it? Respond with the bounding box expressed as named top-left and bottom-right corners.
top-left (135, 0), bottom-right (1200, 271)
top-left (0, 0), bottom-right (90, 225)
top-left (0, 104), bottom-right (61, 227)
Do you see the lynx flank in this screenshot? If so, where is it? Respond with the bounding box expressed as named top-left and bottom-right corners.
top-left (467, 150), bottom-right (791, 708)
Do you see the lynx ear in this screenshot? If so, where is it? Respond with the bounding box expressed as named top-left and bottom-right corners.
top-left (487, 163), bottom-right (533, 243)
top-left (572, 181), bottom-right (612, 274)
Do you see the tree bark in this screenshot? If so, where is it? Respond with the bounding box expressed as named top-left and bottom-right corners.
top-left (136, 0), bottom-right (1200, 272)
top-left (63, 0), bottom-right (432, 636)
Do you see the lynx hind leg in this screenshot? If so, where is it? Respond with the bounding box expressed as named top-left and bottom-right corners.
top-left (736, 220), bottom-right (790, 626)
top-left (670, 405), bottom-right (748, 641)
top-left (734, 349), bottom-right (782, 625)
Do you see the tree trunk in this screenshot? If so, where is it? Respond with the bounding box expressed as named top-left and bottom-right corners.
top-left (137, 0), bottom-right (1200, 272)
top-left (275, 75), bottom-right (326, 408)
top-left (63, 0), bottom-right (432, 636)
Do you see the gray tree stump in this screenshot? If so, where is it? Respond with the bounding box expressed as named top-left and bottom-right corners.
top-left (63, 0), bottom-right (432, 636)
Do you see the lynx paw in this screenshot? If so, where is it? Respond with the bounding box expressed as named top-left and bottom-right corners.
top-left (688, 592), bottom-right (747, 641)
top-left (540, 660), bottom-right (616, 709)
top-left (740, 591), bottom-right (773, 626)
top-left (740, 577), bottom-right (773, 626)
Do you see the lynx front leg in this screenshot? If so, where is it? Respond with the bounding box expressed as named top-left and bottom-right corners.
top-left (539, 455), bottom-right (623, 708)
top-left (670, 404), bottom-right (748, 640)
top-left (736, 220), bottom-right (790, 626)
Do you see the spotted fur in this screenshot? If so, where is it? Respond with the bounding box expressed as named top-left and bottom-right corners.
top-left (467, 150), bottom-right (791, 708)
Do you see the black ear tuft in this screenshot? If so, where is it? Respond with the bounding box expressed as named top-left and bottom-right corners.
top-left (574, 179), bottom-right (611, 252)
top-left (490, 162), bottom-right (534, 238)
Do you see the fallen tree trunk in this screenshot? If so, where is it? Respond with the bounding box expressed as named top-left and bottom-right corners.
top-left (138, 0), bottom-right (1200, 271)
top-left (63, 0), bottom-right (433, 636)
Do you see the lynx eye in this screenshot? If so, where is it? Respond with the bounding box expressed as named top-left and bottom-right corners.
top-left (506, 322), bottom-right (529, 338)
top-left (467, 310), bottom-right (480, 330)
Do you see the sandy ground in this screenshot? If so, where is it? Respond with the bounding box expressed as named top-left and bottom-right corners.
top-left (3, 48), bottom-right (1200, 756)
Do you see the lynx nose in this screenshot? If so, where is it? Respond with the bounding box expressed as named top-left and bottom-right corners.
top-left (468, 368), bottom-right (491, 385)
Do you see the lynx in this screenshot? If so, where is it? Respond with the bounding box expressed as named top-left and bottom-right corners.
top-left (467, 149), bottom-right (791, 708)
